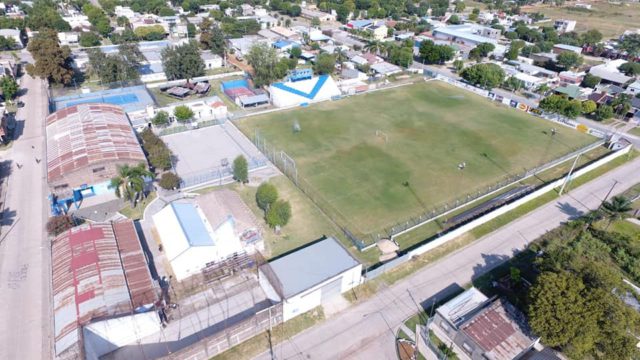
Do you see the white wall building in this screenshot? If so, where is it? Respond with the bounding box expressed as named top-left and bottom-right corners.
top-left (258, 237), bottom-right (362, 321)
top-left (554, 19), bottom-right (576, 33)
top-left (201, 51), bottom-right (223, 69)
top-left (153, 202), bottom-right (243, 281)
top-left (269, 75), bottom-right (341, 107)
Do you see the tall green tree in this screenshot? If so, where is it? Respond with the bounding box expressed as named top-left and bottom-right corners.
top-left (618, 62), bottom-right (640, 76)
top-left (256, 182), bottom-right (278, 211)
top-left (25, 29), bottom-right (74, 85)
top-left (200, 20), bottom-right (226, 56)
top-left (601, 196), bottom-right (632, 225)
top-left (87, 43), bottom-right (142, 84)
top-left (0, 36), bottom-right (17, 51)
top-left (26, 0), bottom-right (71, 31)
top-left (460, 63), bottom-right (505, 89)
top-left (314, 53), bottom-right (336, 75)
top-left (266, 199), bottom-right (292, 228)
top-left (233, 155), bottom-right (248, 183)
top-left (246, 42), bottom-right (280, 87)
top-left (595, 104), bottom-right (613, 121)
top-left (173, 105), bottom-right (194, 123)
top-left (419, 40), bottom-right (454, 64)
top-left (110, 163), bottom-right (152, 207)
top-left (556, 51), bottom-right (583, 69)
top-left (161, 41), bottom-right (205, 81)
top-left (0, 77), bottom-right (19, 103)
top-left (619, 33), bottom-right (640, 57)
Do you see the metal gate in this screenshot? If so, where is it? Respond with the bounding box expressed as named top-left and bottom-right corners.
top-left (320, 277), bottom-right (343, 302)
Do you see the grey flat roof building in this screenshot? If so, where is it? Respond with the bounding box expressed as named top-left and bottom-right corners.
top-left (264, 237), bottom-right (360, 298)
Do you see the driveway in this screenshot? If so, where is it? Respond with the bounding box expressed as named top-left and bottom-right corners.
top-left (0, 75), bottom-right (51, 359)
top-left (254, 155), bottom-right (640, 360)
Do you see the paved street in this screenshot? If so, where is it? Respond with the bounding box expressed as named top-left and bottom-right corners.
top-left (0, 75), bottom-right (51, 359)
top-left (255, 154), bottom-right (640, 360)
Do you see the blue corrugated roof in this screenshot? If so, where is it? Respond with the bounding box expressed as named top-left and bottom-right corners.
top-left (172, 202), bottom-right (214, 247)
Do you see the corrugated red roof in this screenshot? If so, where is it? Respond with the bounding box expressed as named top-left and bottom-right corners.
top-left (51, 220), bottom-right (156, 356)
top-left (45, 103), bottom-right (146, 184)
top-left (460, 299), bottom-right (537, 360)
top-left (112, 221), bottom-right (157, 308)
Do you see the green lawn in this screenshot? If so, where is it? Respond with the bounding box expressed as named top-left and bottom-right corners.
top-left (236, 81), bottom-right (596, 239)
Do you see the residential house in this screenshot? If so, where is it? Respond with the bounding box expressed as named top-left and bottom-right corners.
top-left (228, 35), bottom-right (269, 56)
top-left (370, 23), bottom-right (388, 41)
top-left (552, 43), bottom-right (582, 55)
top-left (0, 54), bottom-right (17, 78)
top-left (58, 32), bottom-right (79, 46)
top-left (588, 91), bottom-right (612, 106)
top-left (62, 14), bottom-right (91, 31)
top-left (270, 26), bottom-right (297, 40)
top-left (429, 287), bottom-right (539, 360)
top-left (559, 70), bottom-right (584, 85)
top-left (588, 60), bottom-right (632, 86)
top-left (554, 19), bottom-right (576, 33)
top-left (240, 4), bottom-right (254, 16)
top-left (200, 51), bottom-right (223, 69)
top-left (114, 6), bottom-right (136, 19)
top-left (554, 84), bottom-right (588, 99)
top-left (0, 28), bottom-right (22, 48)
top-left (625, 80), bottom-right (640, 96)
top-left (301, 7), bottom-right (336, 22)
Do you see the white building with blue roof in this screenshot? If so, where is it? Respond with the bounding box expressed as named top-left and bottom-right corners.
top-left (153, 201), bottom-right (243, 281)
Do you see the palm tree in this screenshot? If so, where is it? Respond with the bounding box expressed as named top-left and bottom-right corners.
top-left (601, 196), bottom-right (633, 229)
top-left (365, 41), bottom-right (385, 56)
top-left (110, 163), bottom-right (153, 207)
top-left (611, 94), bottom-right (632, 119)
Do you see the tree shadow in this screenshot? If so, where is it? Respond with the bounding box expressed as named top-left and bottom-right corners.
top-left (0, 207), bottom-right (17, 227)
top-left (471, 252), bottom-right (513, 281)
top-left (10, 119), bottom-right (25, 140)
top-left (556, 201), bottom-right (584, 219)
top-left (0, 160), bottom-right (12, 181)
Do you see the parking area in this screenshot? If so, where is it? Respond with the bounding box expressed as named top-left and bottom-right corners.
top-left (162, 123), bottom-right (266, 186)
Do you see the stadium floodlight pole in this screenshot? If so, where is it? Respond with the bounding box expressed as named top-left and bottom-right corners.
top-left (558, 151), bottom-right (582, 196)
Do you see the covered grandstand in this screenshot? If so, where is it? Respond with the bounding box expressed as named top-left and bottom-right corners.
top-left (269, 75), bottom-right (341, 108)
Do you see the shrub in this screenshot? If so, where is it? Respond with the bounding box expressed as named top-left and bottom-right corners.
top-left (152, 111), bottom-right (170, 126)
top-left (173, 105), bottom-right (194, 123)
top-left (46, 215), bottom-right (75, 236)
top-left (266, 200), bottom-right (291, 228)
top-left (256, 182), bottom-right (278, 211)
top-left (232, 155), bottom-right (248, 183)
top-left (140, 128), bottom-right (172, 170)
top-left (158, 172), bottom-right (181, 189)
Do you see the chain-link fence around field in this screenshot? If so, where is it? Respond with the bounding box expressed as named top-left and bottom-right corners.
top-left (251, 128), bottom-right (607, 250)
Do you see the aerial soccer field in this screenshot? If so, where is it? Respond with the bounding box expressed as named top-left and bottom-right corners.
top-left (236, 80), bottom-right (596, 237)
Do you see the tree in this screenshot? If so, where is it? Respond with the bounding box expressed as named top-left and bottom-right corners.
top-left (469, 42), bottom-right (495, 61)
top-left (246, 42), bottom-right (280, 87)
top-left (134, 25), bottom-right (165, 41)
top-left (0, 36), bottom-right (17, 50)
top-left (611, 93), bottom-right (632, 118)
top-left (25, 29), bottom-right (74, 85)
top-left (266, 199), bottom-right (291, 228)
top-left (528, 272), bottom-right (590, 347)
top-left (152, 111), bottom-right (169, 126)
top-left (311, 17), bottom-right (321, 27)
top-left (581, 100), bottom-right (597, 115)
top-left (79, 32), bottom-right (101, 47)
top-left (83, 3), bottom-right (111, 36)
top-left (503, 76), bottom-right (524, 91)
top-left (0, 77), bottom-right (19, 102)
top-left (419, 40), bottom-right (454, 64)
top-left (618, 62), bottom-right (640, 76)
top-left (233, 155), bottom-right (248, 183)
top-left (290, 46), bottom-right (302, 59)
top-left (556, 51), bottom-right (583, 69)
top-left (256, 182), bottom-right (278, 211)
top-left (580, 29), bottom-right (602, 46)
top-left (601, 196), bottom-right (632, 224)
top-left (161, 41), bottom-right (205, 81)
top-left (453, 59), bottom-right (464, 73)
top-left (454, 1), bottom-right (466, 13)
top-left (158, 172), bottom-right (181, 190)
top-left (87, 44), bottom-right (142, 84)
top-left (469, 7), bottom-right (480, 21)
top-left (460, 63), bottom-right (505, 89)
top-left (314, 53), bottom-right (336, 75)
top-left (46, 215), bottom-right (75, 236)
top-left (581, 73), bottom-right (601, 88)
top-left (448, 14), bottom-right (461, 25)
top-left (595, 104), bottom-right (613, 121)
top-left (619, 33), bottom-right (640, 57)
top-left (110, 163), bottom-right (152, 206)
top-left (26, 0), bottom-right (71, 31)
top-left (173, 105), bottom-right (194, 123)
top-left (140, 128), bottom-right (172, 170)
top-left (200, 20), bottom-right (226, 56)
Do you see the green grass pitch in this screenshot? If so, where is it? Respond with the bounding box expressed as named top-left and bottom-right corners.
top-left (236, 81), bottom-right (596, 237)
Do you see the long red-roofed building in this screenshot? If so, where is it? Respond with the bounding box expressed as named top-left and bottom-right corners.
top-left (51, 220), bottom-right (156, 358)
top-left (46, 103), bottom-right (146, 196)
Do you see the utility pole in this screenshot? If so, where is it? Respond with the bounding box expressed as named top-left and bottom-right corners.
top-left (558, 152), bottom-right (582, 195)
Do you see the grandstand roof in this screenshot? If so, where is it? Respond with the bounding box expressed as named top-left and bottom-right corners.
top-left (45, 103), bottom-right (145, 184)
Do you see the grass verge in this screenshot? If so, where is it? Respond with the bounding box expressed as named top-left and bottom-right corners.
top-left (211, 307), bottom-right (324, 360)
top-left (119, 192), bottom-right (157, 220)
